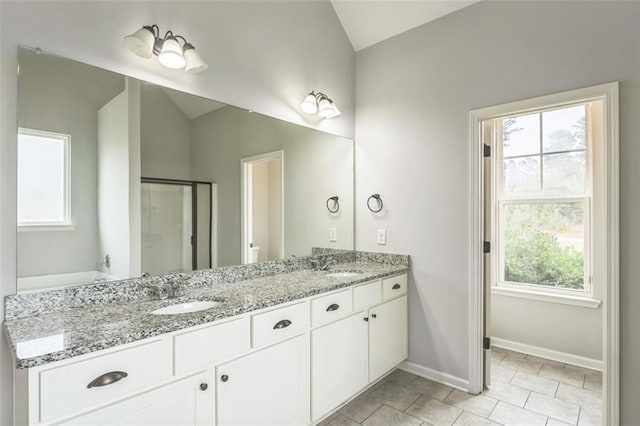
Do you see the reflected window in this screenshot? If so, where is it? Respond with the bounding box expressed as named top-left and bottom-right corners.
top-left (17, 128), bottom-right (71, 228)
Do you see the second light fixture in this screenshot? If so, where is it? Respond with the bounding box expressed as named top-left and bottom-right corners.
top-left (124, 25), bottom-right (208, 73)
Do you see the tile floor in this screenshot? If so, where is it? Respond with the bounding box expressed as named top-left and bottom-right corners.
top-left (320, 347), bottom-right (602, 426)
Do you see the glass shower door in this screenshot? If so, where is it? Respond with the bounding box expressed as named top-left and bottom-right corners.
top-left (141, 182), bottom-right (193, 275)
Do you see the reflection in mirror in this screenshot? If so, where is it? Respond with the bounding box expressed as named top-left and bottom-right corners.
top-left (16, 46), bottom-right (354, 293)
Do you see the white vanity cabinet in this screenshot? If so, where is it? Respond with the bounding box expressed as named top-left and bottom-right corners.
top-left (15, 273), bottom-right (408, 426)
top-left (59, 370), bottom-right (214, 425)
top-left (216, 335), bottom-right (309, 425)
top-left (368, 295), bottom-right (408, 381)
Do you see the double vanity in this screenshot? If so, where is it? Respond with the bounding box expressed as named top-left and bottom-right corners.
top-left (4, 251), bottom-right (409, 425)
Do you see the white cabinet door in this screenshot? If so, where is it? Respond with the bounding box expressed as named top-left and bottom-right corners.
top-left (60, 371), bottom-right (214, 426)
top-left (311, 312), bottom-right (368, 422)
top-left (369, 295), bottom-right (408, 381)
top-left (216, 335), bottom-right (309, 426)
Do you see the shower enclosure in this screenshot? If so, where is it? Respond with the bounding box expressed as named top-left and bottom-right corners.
top-left (141, 178), bottom-right (214, 276)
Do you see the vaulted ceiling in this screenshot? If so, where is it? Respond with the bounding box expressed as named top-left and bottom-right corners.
top-left (330, 0), bottom-right (481, 51)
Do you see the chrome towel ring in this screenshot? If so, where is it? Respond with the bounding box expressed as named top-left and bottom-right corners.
top-left (367, 194), bottom-right (383, 213)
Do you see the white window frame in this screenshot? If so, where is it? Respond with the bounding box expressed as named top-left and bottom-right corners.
top-left (17, 128), bottom-right (74, 231)
top-left (494, 105), bottom-right (593, 298)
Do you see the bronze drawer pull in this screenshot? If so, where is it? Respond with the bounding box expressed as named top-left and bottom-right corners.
top-left (87, 371), bottom-right (128, 389)
top-left (326, 303), bottom-right (340, 312)
top-left (392, 283), bottom-right (401, 290)
top-left (273, 319), bottom-right (292, 329)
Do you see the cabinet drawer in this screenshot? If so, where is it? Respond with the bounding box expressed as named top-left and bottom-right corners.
top-left (39, 338), bottom-right (172, 423)
top-left (174, 317), bottom-right (250, 375)
top-left (382, 274), bottom-right (407, 300)
top-left (311, 289), bottom-right (353, 327)
top-left (251, 302), bottom-right (309, 348)
top-left (353, 281), bottom-right (382, 311)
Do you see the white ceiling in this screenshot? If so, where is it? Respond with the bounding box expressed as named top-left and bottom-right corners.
top-left (330, 0), bottom-right (481, 51)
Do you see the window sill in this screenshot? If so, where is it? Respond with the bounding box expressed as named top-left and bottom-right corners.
top-left (492, 286), bottom-right (601, 309)
top-left (18, 224), bottom-right (75, 232)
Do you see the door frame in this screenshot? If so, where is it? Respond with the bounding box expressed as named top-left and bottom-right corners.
top-left (240, 150), bottom-right (285, 264)
top-left (467, 83), bottom-right (619, 424)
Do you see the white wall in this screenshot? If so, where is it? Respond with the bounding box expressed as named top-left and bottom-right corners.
top-left (354, 2), bottom-right (640, 421)
top-left (0, 3), bottom-right (354, 422)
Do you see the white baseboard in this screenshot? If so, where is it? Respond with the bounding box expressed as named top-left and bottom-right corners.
top-left (491, 337), bottom-right (603, 372)
top-left (399, 361), bottom-right (469, 392)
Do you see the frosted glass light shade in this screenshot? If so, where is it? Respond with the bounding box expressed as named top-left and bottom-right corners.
top-left (184, 47), bottom-right (208, 73)
top-left (318, 97), bottom-right (335, 118)
top-left (124, 27), bottom-right (155, 59)
top-left (330, 103), bottom-right (341, 118)
top-left (300, 93), bottom-right (318, 114)
top-left (158, 37), bottom-right (186, 69)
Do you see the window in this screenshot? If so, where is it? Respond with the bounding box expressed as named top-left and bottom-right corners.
top-left (496, 104), bottom-right (591, 294)
top-left (17, 128), bottom-right (71, 228)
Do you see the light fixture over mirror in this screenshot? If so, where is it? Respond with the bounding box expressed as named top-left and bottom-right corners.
top-left (300, 91), bottom-right (341, 119)
top-left (124, 25), bottom-right (208, 73)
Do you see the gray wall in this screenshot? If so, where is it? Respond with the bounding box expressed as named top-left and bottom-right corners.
top-left (141, 85), bottom-right (192, 181)
top-left (191, 106), bottom-right (354, 267)
top-left (0, 2), bottom-right (355, 423)
top-left (16, 50), bottom-right (123, 277)
top-left (354, 1), bottom-right (640, 422)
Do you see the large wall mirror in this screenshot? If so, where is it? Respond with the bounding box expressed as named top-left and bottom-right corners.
top-left (16, 46), bottom-right (354, 293)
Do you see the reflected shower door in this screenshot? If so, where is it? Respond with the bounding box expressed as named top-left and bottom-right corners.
top-left (141, 182), bottom-right (193, 275)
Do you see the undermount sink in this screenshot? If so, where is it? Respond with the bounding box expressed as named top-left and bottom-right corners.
top-left (151, 301), bottom-right (221, 315)
top-left (326, 270), bottom-right (363, 278)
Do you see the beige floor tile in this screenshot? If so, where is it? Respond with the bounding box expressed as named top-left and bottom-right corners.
top-left (386, 369), bottom-right (420, 388)
top-left (510, 371), bottom-right (559, 397)
top-left (405, 395), bottom-right (463, 426)
top-left (500, 355), bottom-right (543, 375)
top-left (362, 405), bottom-right (422, 426)
top-left (546, 418), bottom-right (574, 425)
top-left (489, 401), bottom-right (547, 426)
top-left (491, 351), bottom-right (505, 367)
top-left (578, 401), bottom-right (603, 426)
top-left (317, 411), bottom-right (341, 426)
top-left (491, 365), bottom-right (517, 384)
top-left (366, 381), bottom-right (421, 411)
top-left (453, 411), bottom-right (501, 425)
top-left (524, 355), bottom-right (567, 368)
top-left (444, 389), bottom-right (498, 418)
top-left (483, 381), bottom-right (531, 407)
top-left (539, 364), bottom-right (585, 387)
top-left (583, 372), bottom-right (602, 393)
top-left (327, 414), bottom-right (361, 426)
top-left (405, 376), bottom-right (454, 401)
top-left (492, 347), bottom-right (526, 359)
top-left (524, 393), bottom-right (580, 424)
top-left (555, 383), bottom-right (602, 407)
top-left (339, 395), bottom-right (383, 423)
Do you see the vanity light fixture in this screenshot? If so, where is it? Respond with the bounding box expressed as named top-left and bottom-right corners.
top-left (300, 91), bottom-right (341, 119)
top-left (124, 25), bottom-right (208, 73)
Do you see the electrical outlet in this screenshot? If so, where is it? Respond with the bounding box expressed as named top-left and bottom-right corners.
top-left (377, 229), bottom-right (386, 245)
top-left (329, 228), bottom-right (337, 242)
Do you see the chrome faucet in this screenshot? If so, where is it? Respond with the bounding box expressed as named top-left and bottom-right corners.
top-left (311, 256), bottom-right (337, 271)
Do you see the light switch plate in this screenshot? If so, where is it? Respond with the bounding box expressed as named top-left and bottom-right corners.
top-left (329, 228), bottom-right (337, 242)
top-left (377, 229), bottom-right (386, 245)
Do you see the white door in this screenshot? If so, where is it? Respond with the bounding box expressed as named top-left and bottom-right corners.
top-left (368, 296), bottom-right (408, 381)
top-left (216, 335), bottom-right (308, 426)
top-left (61, 371), bottom-right (214, 425)
top-left (311, 312), bottom-right (369, 421)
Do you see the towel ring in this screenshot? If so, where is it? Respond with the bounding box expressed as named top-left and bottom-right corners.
top-left (367, 194), bottom-right (383, 213)
top-left (326, 196), bottom-right (340, 213)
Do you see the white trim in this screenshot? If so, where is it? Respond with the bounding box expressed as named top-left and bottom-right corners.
top-left (399, 361), bottom-right (469, 393)
top-left (17, 224), bottom-right (76, 232)
top-left (491, 337), bottom-right (603, 372)
top-left (240, 150), bottom-right (285, 264)
top-left (468, 82), bottom-right (619, 424)
top-left (492, 286), bottom-right (601, 309)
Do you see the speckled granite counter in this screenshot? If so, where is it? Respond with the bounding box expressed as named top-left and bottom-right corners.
top-left (4, 253), bottom-right (408, 369)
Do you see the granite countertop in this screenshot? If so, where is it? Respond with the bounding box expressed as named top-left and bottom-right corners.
top-left (4, 261), bottom-right (407, 369)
